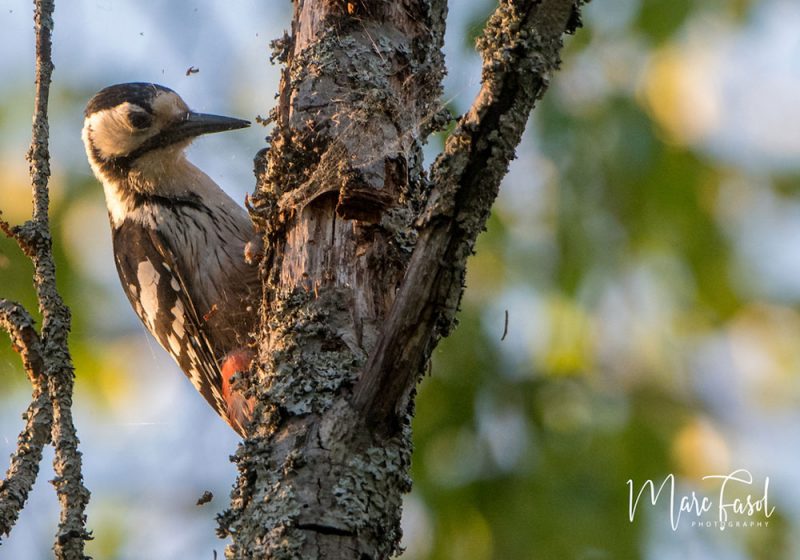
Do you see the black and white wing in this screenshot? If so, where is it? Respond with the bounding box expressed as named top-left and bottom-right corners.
top-left (112, 218), bottom-right (229, 423)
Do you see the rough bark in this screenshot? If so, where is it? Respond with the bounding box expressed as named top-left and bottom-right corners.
top-left (354, 0), bottom-right (582, 426)
top-left (0, 0), bottom-right (91, 557)
top-left (0, 302), bottom-right (51, 538)
top-left (220, 0), bottom-right (585, 558)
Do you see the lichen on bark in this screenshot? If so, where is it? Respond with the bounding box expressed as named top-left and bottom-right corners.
top-left (222, 1), bottom-right (585, 558)
top-left (0, 0), bottom-right (91, 556)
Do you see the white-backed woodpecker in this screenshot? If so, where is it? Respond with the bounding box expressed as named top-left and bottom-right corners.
top-left (82, 82), bottom-right (257, 436)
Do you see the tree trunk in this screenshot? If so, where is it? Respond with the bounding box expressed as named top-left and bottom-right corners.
top-left (218, 1), bottom-right (584, 558)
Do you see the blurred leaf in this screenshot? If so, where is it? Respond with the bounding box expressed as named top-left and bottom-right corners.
top-left (636, 0), bottom-right (692, 44)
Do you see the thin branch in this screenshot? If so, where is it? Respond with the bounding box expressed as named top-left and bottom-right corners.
top-left (353, 0), bottom-right (583, 427)
top-left (0, 300), bottom-right (45, 384)
top-left (0, 385), bottom-right (53, 539)
top-left (0, 1), bottom-right (91, 551)
top-left (0, 300), bottom-right (52, 538)
top-left (0, 213), bottom-right (34, 260)
top-left (0, 212), bottom-right (16, 240)
top-left (26, 0), bottom-right (91, 556)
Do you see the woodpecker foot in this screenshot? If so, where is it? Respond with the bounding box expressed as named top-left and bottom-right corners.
top-left (220, 348), bottom-right (256, 436)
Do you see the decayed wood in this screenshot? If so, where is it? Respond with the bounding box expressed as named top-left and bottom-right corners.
top-left (222, 1), bottom-right (584, 558)
top-left (222, 2), bottom-right (446, 556)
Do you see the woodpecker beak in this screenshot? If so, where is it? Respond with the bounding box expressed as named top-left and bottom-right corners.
top-left (119, 111), bottom-right (251, 162)
top-left (159, 112), bottom-right (250, 146)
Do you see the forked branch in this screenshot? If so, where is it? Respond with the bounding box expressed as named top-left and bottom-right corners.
top-left (0, 301), bottom-right (51, 538)
top-left (353, 0), bottom-right (585, 427)
top-left (0, 0), bottom-right (91, 556)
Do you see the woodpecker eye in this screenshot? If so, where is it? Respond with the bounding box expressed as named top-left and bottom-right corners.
top-left (128, 111), bottom-right (152, 130)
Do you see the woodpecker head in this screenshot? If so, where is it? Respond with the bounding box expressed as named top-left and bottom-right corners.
top-left (82, 82), bottom-right (250, 187)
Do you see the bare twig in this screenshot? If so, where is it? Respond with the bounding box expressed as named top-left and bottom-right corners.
top-left (0, 300), bottom-right (45, 383)
top-left (353, 0), bottom-right (583, 426)
top-left (0, 212), bottom-right (16, 240)
top-left (26, 0), bottom-right (91, 556)
top-left (0, 300), bottom-right (52, 538)
top-left (0, 1), bottom-right (91, 551)
top-left (0, 384), bottom-right (53, 538)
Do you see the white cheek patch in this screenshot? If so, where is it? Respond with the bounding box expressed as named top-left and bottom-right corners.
top-left (85, 103), bottom-right (151, 158)
top-left (137, 259), bottom-right (160, 331)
